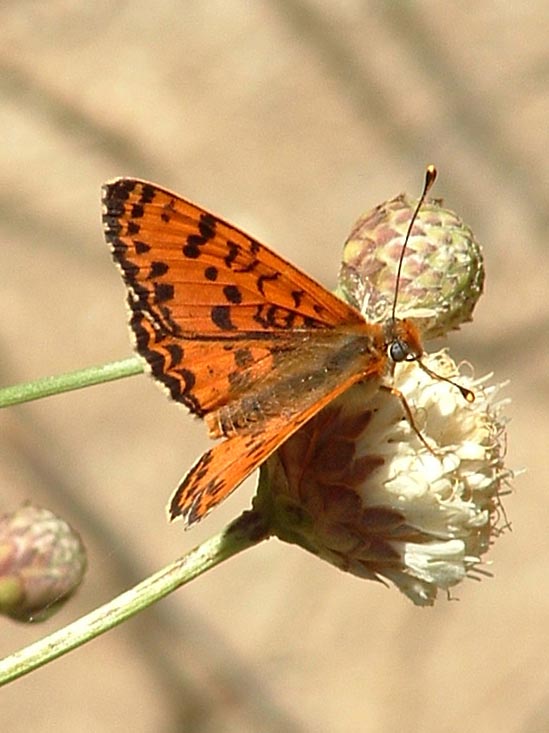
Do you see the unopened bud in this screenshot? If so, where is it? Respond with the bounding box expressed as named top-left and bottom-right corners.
top-left (337, 194), bottom-right (485, 339)
top-left (0, 504), bottom-right (87, 622)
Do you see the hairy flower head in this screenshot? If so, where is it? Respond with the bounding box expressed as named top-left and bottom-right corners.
top-left (257, 351), bottom-right (510, 605)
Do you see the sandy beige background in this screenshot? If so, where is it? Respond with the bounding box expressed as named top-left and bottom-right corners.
top-left (1, 3), bottom-right (547, 732)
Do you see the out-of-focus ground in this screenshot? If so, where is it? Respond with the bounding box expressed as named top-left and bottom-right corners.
top-left (1, 3), bottom-right (548, 732)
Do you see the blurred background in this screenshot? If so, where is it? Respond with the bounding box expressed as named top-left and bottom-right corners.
top-left (1, 3), bottom-right (547, 731)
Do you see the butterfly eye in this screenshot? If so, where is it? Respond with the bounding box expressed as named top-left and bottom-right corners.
top-left (389, 339), bottom-right (416, 363)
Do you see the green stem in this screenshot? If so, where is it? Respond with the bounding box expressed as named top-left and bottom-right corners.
top-left (0, 510), bottom-right (268, 687)
top-left (0, 357), bottom-right (144, 408)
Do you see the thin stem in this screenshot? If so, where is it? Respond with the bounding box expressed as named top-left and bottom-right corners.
top-left (0, 510), bottom-right (268, 687)
top-left (0, 357), bottom-right (143, 408)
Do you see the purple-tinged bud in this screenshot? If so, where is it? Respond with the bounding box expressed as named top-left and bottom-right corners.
top-left (0, 504), bottom-right (87, 622)
top-left (337, 194), bottom-right (485, 339)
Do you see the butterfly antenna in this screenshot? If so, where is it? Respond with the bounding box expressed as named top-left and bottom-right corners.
top-left (391, 164), bottom-right (438, 323)
top-left (401, 166), bottom-right (475, 404)
top-left (416, 359), bottom-right (475, 403)
top-left (391, 166), bottom-right (475, 404)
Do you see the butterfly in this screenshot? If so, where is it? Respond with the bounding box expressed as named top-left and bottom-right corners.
top-left (102, 171), bottom-right (436, 527)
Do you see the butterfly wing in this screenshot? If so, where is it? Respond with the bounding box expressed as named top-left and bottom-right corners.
top-left (102, 178), bottom-right (385, 525)
top-left (170, 368), bottom-right (374, 525)
top-left (102, 179), bottom-right (367, 421)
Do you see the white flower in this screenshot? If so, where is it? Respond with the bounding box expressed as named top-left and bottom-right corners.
top-left (257, 350), bottom-right (511, 606)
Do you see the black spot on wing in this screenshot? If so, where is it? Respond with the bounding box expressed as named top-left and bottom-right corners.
top-left (148, 261), bottom-right (169, 279)
top-left (291, 290), bottom-right (304, 308)
top-left (138, 184), bottom-right (156, 204)
top-left (199, 213), bottom-right (216, 239)
top-left (249, 239), bottom-right (260, 255)
top-left (135, 240), bottom-right (151, 254)
top-left (225, 241), bottom-right (240, 268)
top-left (183, 242), bottom-right (201, 258)
top-left (223, 285), bottom-right (242, 304)
top-left (183, 212), bottom-right (217, 259)
top-left (253, 304), bottom-right (300, 330)
top-left (211, 305), bottom-right (236, 331)
top-left (154, 282), bottom-right (174, 303)
top-left (103, 179), bottom-right (135, 210)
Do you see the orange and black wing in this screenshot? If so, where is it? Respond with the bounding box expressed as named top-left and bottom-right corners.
top-left (102, 178), bottom-right (382, 525)
top-left (102, 178), bottom-right (366, 421)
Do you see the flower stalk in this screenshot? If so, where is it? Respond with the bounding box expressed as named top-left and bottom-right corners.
top-left (0, 510), bottom-right (267, 687)
top-left (0, 357), bottom-right (143, 408)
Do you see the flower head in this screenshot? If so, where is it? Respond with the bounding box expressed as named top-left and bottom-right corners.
top-left (253, 182), bottom-right (511, 604)
top-left (256, 351), bottom-right (510, 605)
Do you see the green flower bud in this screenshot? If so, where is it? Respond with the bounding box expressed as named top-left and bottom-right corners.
top-left (337, 194), bottom-right (485, 340)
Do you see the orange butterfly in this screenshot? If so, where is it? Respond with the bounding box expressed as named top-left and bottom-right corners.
top-left (102, 172), bottom-right (434, 526)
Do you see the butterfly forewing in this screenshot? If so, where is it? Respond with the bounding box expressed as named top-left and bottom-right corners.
top-left (102, 179), bottom-right (367, 421)
top-left (103, 179), bottom-right (364, 325)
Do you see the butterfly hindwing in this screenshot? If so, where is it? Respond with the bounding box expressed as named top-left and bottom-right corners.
top-left (170, 369), bottom-right (372, 525)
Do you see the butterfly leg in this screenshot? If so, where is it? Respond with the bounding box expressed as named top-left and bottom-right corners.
top-left (379, 384), bottom-right (437, 455)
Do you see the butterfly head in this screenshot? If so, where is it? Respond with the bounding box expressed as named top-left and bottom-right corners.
top-left (384, 317), bottom-right (423, 365)
top-left (383, 314), bottom-right (475, 403)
